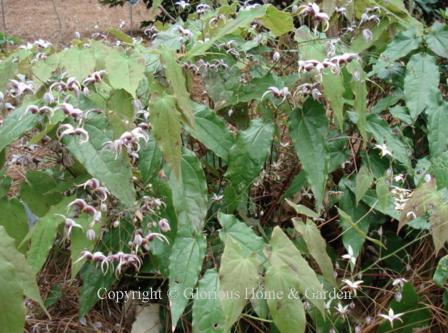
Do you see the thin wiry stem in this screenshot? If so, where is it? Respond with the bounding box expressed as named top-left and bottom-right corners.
top-left (51, 0), bottom-right (63, 42)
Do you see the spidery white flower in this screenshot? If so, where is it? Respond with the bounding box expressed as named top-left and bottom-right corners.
top-left (57, 124), bottom-right (89, 144)
top-left (262, 87), bottom-right (291, 103)
top-left (335, 302), bottom-right (349, 316)
top-left (374, 143), bottom-right (392, 157)
top-left (378, 308), bottom-right (404, 327)
top-left (342, 245), bottom-right (357, 265)
top-left (392, 278), bottom-right (408, 288)
top-left (175, 1), bottom-right (190, 10)
top-left (341, 279), bottom-right (363, 295)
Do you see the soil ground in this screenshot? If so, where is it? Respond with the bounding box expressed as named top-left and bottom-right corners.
top-left (1, 0), bottom-right (149, 41)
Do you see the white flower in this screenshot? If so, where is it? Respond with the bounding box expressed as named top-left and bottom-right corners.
top-left (261, 86), bottom-right (291, 103)
top-left (362, 28), bottom-right (373, 42)
top-left (175, 0), bottom-right (190, 10)
top-left (392, 278), bottom-right (408, 288)
top-left (342, 245), bottom-right (357, 265)
top-left (341, 279), bottom-right (364, 295)
top-left (374, 143), bottom-right (392, 157)
top-left (394, 174), bottom-right (405, 182)
top-left (378, 308), bottom-right (404, 327)
top-left (272, 51), bottom-right (280, 62)
top-left (335, 302), bottom-right (349, 316)
top-left (212, 193), bottom-right (223, 202)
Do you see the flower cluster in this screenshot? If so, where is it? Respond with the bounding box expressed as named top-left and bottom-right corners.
top-left (296, 3), bottom-right (330, 31)
top-left (76, 250), bottom-right (142, 276)
top-left (8, 75), bottom-right (34, 98)
top-left (183, 59), bottom-right (228, 74)
top-left (57, 124), bottom-right (90, 144)
top-left (298, 53), bottom-right (359, 75)
top-left (78, 178), bottom-right (110, 202)
top-left (103, 127), bottom-right (149, 160)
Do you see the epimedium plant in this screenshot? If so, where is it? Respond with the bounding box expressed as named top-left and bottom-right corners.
top-left (0, 0), bottom-right (447, 332)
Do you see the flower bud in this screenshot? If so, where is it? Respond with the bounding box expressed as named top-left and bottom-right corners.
top-left (86, 229), bottom-right (96, 241)
top-left (159, 218), bottom-right (171, 232)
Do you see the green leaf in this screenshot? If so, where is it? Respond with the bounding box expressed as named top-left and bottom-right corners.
top-left (186, 5), bottom-right (267, 58)
top-left (225, 118), bottom-right (274, 186)
top-left (433, 255), bottom-right (448, 287)
top-left (426, 22), bottom-right (448, 59)
top-left (20, 170), bottom-right (64, 217)
top-left (160, 48), bottom-right (194, 126)
top-left (0, 226), bottom-right (45, 311)
top-left (430, 204), bottom-right (448, 253)
top-left (380, 28), bottom-right (421, 61)
top-left (107, 89), bottom-right (135, 123)
top-left (266, 227), bottom-right (325, 314)
top-left (347, 62), bottom-right (368, 141)
top-left (0, 256), bottom-right (25, 333)
top-left (286, 199), bottom-right (319, 219)
top-left (192, 269), bottom-right (225, 333)
top-left (60, 47), bottom-right (96, 81)
top-left (0, 198), bottom-right (29, 249)
top-left (289, 99), bottom-right (328, 206)
top-left (404, 53), bottom-right (440, 120)
top-left (139, 134), bottom-right (163, 185)
top-left (355, 165), bottom-right (373, 204)
top-left (187, 103), bottom-right (234, 161)
top-left (265, 265), bottom-right (306, 333)
top-left (26, 197), bottom-right (74, 274)
top-left (366, 114), bottom-right (412, 168)
top-left (376, 177), bottom-right (391, 211)
top-left (169, 235), bottom-right (206, 329)
top-left (218, 213), bottom-right (265, 259)
top-left (261, 5), bottom-right (293, 36)
top-left (105, 49), bottom-right (145, 97)
top-left (169, 150), bottom-right (208, 234)
top-left (219, 237), bottom-right (260, 331)
top-left (150, 95), bottom-right (182, 178)
top-left (70, 214), bottom-right (100, 278)
top-left (63, 122), bottom-right (136, 207)
top-left (322, 71), bottom-right (345, 130)
top-left (293, 219), bottom-right (336, 286)
top-left (427, 102), bottom-right (448, 158)
top-left (0, 103), bottom-right (41, 153)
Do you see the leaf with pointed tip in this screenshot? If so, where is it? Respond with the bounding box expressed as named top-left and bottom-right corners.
top-left (265, 265), bottom-right (306, 333)
top-left (169, 149), bottom-right (208, 234)
top-left (427, 102), bottom-right (448, 159)
top-left (267, 227), bottom-right (325, 314)
top-left (322, 71), bottom-right (345, 130)
top-left (139, 134), bottom-right (163, 185)
top-left (355, 165), bottom-right (373, 204)
top-left (293, 219), bottom-right (336, 286)
top-left (0, 226), bottom-right (45, 311)
top-left (286, 199), bottom-right (319, 219)
top-left (219, 237), bottom-right (260, 332)
top-left (433, 255), bottom-right (448, 287)
top-left (105, 49), bottom-right (145, 97)
top-left (160, 48), bottom-right (194, 126)
top-left (426, 22), bottom-right (448, 59)
top-left (404, 53), bottom-right (440, 120)
top-left (0, 102), bottom-right (41, 153)
top-left (186, 6), bottom-right (267, 58)
top-left (187, 103), bottom-right (234, 161)
top-left (169, 235), bottom-right (206, 329)
top-left (60, 47), bottom-right (96, 81)
top-left (192, 269), bottom-right (225, 333)
top-left (218, 213), bottom-right (265, 259)
top-left (380, 28), bottom-right (421, 61)
top-left (0, 198), bottom-right (29, 250)
top-left (261, 5), bottom-right (293, 36)
top-left (150, 95), bottom-right (182, 178)
top-left (376, 177), bottom-right (391, 211)
top-left (347, 62), bottom-right (368, 141)
top-left (0, 256), bottom-right (25, 333)
top-left (26, 197), bottom-right (74, 274)
top-left (289, 99), bottom-right (328, 207)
